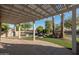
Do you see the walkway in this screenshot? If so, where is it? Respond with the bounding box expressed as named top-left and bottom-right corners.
top-left (0, 38), bottom-right (72, 55)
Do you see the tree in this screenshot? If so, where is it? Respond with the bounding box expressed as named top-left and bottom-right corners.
top-left (16, 24), bottom-right (19, 31)
top-left (16, 22), bottom-right (33, 31)
top-left (21, 22), bottom-right (33, 30)
top-left (2, 23), bottom-right (9, 32)
top-left (1, 23), bottom-right (10, 37)
top-left (36, 26), bottom-right (43, 34)
top-left (55, 24), bottom-right (61, 31)
top-left (64, 17), bottom-right (72, 29)
top-left (64, 16), bottom-right (79, 29)
top-left (45, 20), bottom-right (52, 34)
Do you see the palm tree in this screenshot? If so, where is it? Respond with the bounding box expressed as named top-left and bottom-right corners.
top-left (45, 20), bottom-right (52, 34)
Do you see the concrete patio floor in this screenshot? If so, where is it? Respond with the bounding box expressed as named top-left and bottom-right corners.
top-left (0, 38), bottom-right (72, 55)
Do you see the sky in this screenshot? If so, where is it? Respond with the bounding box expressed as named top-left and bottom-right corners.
top-left (35, 8), bottom-right (79, 29)
top-left (9, 8), bottom-right (79, 29)
top-left (35, 10), bottom-right (72, 29)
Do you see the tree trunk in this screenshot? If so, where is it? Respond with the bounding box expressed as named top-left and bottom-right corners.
top-left (60, 14), bottom-right (64, 38)
top-left (52, 17), bottom-right (55, 37)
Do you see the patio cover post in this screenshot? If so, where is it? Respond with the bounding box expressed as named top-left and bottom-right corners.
top-left (72, 7), bottom-right (77, 54)
top-left (33, 21), bottom-right (35, 41)
top-left (18, 24), bottom-right (21, 39)
top-left (0, 20), bottom-right (1, 41)
top-left (52, 16), bottom-right (55, 36)
top-left (60, 13), bottom-right (64, 38)
top-left (0, 10), bottom-right (1, 41)
top-left (14, 24), bottom-right (16, 37)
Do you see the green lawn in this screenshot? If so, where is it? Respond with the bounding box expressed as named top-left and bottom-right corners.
top-left (22, 37), bottom-right (33, 40)
top-left (77, 38), bottom-right (79, 42)
top-left (23, 37), bottom-right (79, 49)
top-left (38, 38), bottom-right (72, 48)
top-left (23, 37), bottom-right (72, 48)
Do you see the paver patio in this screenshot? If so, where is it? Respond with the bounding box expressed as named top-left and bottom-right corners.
top-left (0, 38), bottom-right (72, 55)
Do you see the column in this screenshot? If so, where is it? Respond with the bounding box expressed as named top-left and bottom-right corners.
top-left (14, 24), bottom-right (16, 37)
top-left (72, 7), bottom-right (77, 54)
top-left (60, 13), bottom-right (64, 38)
top-left (0, 12), bottom-right (1, 40)
top-left (0, 21), bottom-right (1, 41)
top-left (52, 16), bottom-right (55, 36)
top-left (18, 24), bottom-right (21, 39)
top-left (33, 21), bottom-right (35, 41)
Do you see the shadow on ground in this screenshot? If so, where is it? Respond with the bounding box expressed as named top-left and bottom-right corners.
top-left (0, 42), bottom-right (72, 55)
top-left (77, 42), bottom-right (79, 54)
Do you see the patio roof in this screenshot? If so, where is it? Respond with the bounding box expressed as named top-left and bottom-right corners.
top-left (0, 4), bottom-right (78, 24)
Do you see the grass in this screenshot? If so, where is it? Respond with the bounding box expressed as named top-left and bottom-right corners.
top-left (23, 36), bottom-right (72, 48)
top-left (77, 38), bottom-right (79, 42)
top-left (23, 36), bottom-right (79, 49)
top-left (38, 38), bottom-right (72, 49)
top-left (22, 36), bottom-right (33, 40)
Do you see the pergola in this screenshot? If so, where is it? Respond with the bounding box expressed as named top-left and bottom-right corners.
top-left (0, 4), bottom-right (78, 54)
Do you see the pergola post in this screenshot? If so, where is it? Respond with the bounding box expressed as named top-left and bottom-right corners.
top-left (72, 7), bottom-right (77, 54)
top-left (0, 20), bottom-right (1, 41)
top-left (0, 8), bottom-right (1, 40)
top-left (14, 24), bottom-right (16, 37)
top-left (60, 13), bottom-right (64, 38)
top-left (52, 16), bottom-right (55, 36)
top-left (33, 21), bottom-right (35, 41)
top-left (18, 24), bottom-right (21, 39)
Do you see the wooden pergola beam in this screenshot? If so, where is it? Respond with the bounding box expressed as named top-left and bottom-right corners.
top-left (0, 4), bottom-right (79, 24)
top-left (51, 5), bottom-right (59, 13)
top-left (1, 5), bottom-right (38, 20)
top-left (1, 10), bottom-right (35, 21)
top-left (1, 15), bottom-right (34, 24)
top-left (36, 5), bottom-right (53, 16)
top-left (12, 4), bottom-right (43, 19)
top-left (0, 7), bottom-right (38, 22)
top-left (1, 11), bottom-right (35, 24)
top-left (2, 10), bottom-right (35, 20)
top-left (1, 14), bottom-right (29, 20)
top-left (23, 4), bottom-right (44, 18)
top-left (0, 7), bottom-right (35, 19)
